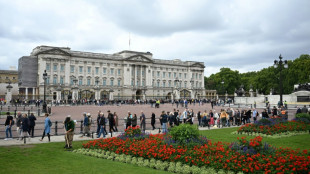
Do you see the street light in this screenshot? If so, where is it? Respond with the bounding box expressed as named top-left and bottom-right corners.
top-left (274, 54), bottom-right (288, 106)
top-left (221, 80), bottom-right (224, 100)
top-left (43, 70), bottom-right (47, 113)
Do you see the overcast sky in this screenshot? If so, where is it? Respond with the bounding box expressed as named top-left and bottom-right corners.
top-left (0, 0), bottom-right (309, 76)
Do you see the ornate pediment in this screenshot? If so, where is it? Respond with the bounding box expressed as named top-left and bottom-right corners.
top-left (35, 48), bottom-right (71, 56)
top-left (124, 55), bottom-right (154, 63)
top-left (191, 62), bottom-right (205, 68)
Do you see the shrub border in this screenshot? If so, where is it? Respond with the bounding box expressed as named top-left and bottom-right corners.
top-left (72, 148), bottom-right (244, 174)
top-left (231, 130), bottom-right (309, 138)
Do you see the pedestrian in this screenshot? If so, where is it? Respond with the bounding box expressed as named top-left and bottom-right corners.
top-left (64, 115), bottom-right (75, 149)
top-left (160, 111), bottom-right (168, 133)
top-left (126, 112), bottom-right (132, 129)
top-left (113, 112), bottom-right (118, 132)
top-left (16, 112), bottom-right (22, 140)
top-left (301, 105), bottom-right (308, 113)
top-left (151, 112), bottom-right (156, 130)
top-left (107, 110), bottom-right (115, 137)
top-left (28, 113), bottom-right (36, 138)
top-left (197, 111), bottom-right (202, 127)
top-left (96, 111), bottom-right (101, 135)
top-left (220, 109), bottom-right (228, 128)
top-left (168, 111), bottom-right (174, 127)
top-left (132, 114), bottom-right (137, 127)
top-left (4, 112), bottom-right (13, 140)
top-left (262, 109), bottom-right (269, 119)
top-left (40, 113), bottom-right (51, 142)
top-left (173, 109), bottom-right (179, 126)
top-left (21, 113), bottom-right (31, 142)
top-left (82, 113), bottom-right (90, 137)
top-left (140, 111), bottom-right (146, 132)
top-left (252, 109), bottom-right (258, 122)
top-left (97, 112), bottom-right (106, 138)
top-left (209, 110), bottom-right (214, 126)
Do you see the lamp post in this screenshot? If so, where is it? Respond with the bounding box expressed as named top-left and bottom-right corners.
top-left (274, 54), bottom-right (288, 106)
top-left (221, 80), bottom-right (224, 100)
top-left (43, 70), bottom-right (47, 113)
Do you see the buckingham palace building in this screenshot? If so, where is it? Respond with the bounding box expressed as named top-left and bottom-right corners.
top-left (18, 45), bottom-right (205, 101)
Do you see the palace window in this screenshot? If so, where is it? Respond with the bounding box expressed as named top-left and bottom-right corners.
top-left (110, 68), bottom-right (114, 75)
top-left (53, 64), bottom-right (58, 71)
top-left (53, 76), bottom-right (57, 85)
top-left (79, 78), bottom-right (83, 86)
top-left (163, 72), bottom-right (166, 78)
top-left (46, 64), bottom-right (50, 71)
top-left (79, 66), bottom-right (83, 73)
top-left (46, 77), bottom-right (50, 84)
top-left (95, 67), bottom-right (99, 75)
top-left (70, 65), bottom-right (74, 73)
top-left (60, 76), bottom-right (64, 85)
top-left (103, 79), bottom-right (106, 86)
top-left (118, 79), bottom-right (121, 86)
top-left (103, 68), bottom-right (107, 74)
top-left (110, 79), bottom-right (114, 86)
top-left (87, 67), bottom-right (91, 74)
top-left (168, 72), bottom-right (171, 78)
top-left (118, 69), bottom-right (121, 75)
top-left (87, 79), bottom-right (91, 86)
top-left (60, 65), bottom-right (65, 72)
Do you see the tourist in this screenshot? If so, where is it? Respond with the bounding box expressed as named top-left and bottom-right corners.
top-left (40, 113), bottom-right (51, 142)
top-left (272, 106), bottom-right (278, 116)
top-left (16, 112), bottom-right (22, 140)
top-left (160, 111), bottom-right (168, 133)
top-left (220, 109), bottom-right (228, 128)
top-left (209, 110), bottom-right (214, 126)
top-left (296, 106), bottom-right (301, 114)
top-left (226, 108), bottom-right (232, 127)
top-left (252, 108), bottom-right (258, 122)
top-left (151, 112), bottom-right (156, 130)
top-left (197, 111), bottom-right (202, 127)
top-left (96, 111), bottom-right (101, 135)
top-left (21, 114), bottom-right (30, 142)
top-left (241, 110), bottom-right (247, 125)
top-left (262, 109), bottom-right (269, 119)
top-left (81, 113), bottom-right (89, 137)
top-left (246, 109), bottom-right (252, 123)
top-left (126, 112), bottom-right (132, 129)
top-left (64, 115), bottom-right (75, 149)
top-left (140, 111), bottom-right (146, 132)
top-left (107, 110), bottom-right (115, 137)
top-left (97, 112), bottom-right (106, 138)
top-left (280, 108), bottom-right (288, 120)
top-left (113, 112), bottom-right (118, 132)
top-left (301, 105), bottom-right (308, 113)
top-left (234, 109), bottom-right (241, 126)
top-left (173, 109), bottom-right (179, 126)
top-left (28, 113), bottom-right (36, 138)
top-left (132, 114), bottom-right (137, 127)
top-left (4, 112), bottom-right (13, 140)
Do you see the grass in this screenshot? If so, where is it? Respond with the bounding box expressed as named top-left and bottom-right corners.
top-left (200, 127), bottom-right (310, 150)
top-left (1, 128), bottom-right (309, 174)
top-left (0, 140), bottom-right (171, 174)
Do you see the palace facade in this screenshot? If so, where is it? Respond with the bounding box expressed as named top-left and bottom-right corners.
top-left (18, 45), bottom-right (205, 101)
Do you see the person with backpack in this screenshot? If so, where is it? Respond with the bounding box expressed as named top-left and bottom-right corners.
top-left (4, 112), bottom-right (13, 140)
top-left (39, 113), bottom-right (51, 142)
top-left (97, 112), bottom-right (106, 138)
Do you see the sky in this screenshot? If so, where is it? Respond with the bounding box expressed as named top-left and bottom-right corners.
top-left (0, 0), bottom-right (309, 76)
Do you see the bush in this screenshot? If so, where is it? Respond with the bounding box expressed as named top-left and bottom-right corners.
top-left (295, 113), bottom-right (310, 122)
top-left (168, 124), bottom-right (199, 145)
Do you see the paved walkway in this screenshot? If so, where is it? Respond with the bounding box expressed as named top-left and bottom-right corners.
top-left (0, 125), bottom-right (236, 147)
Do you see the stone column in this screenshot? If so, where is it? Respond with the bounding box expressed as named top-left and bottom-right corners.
top-left (25, 87), bottom-right (28, 100)
top-left (109, 91), bottom-right (114, 101)
top-left (33, 88), bottom-right (36, 100)
top-left (56, 91), bottom-right (61, 101)
top-left (190, 90), bottom-right (195, 99)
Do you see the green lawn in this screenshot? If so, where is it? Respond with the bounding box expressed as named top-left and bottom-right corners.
top-left (1, 128), bottom-right (309, 174)
top-left (200, 127), bottom-right (310, 150)
top-left (0, 141), bottom-right (171, 174)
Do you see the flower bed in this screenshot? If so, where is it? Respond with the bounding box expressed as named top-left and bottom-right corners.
top-left (237, 118), bottom-right (310, 135)
top-left (82, 134), bottom-right (310, 173)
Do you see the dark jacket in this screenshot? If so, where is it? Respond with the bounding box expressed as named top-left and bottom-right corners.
top-left (28, 114), bottom-right (37, 127)
top-left (21, 117), bottom-right (29, 132)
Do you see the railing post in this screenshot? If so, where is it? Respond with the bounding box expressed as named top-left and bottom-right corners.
top-left (38, 108), bottom-right (40, 117)
top-left (55, 121), bottom-right (58, 135)
top-left (23, 106), bottom-right (25, 111)
top-left (14, 110), bottom-right (17, 118)
top-left (28, 110), bottom-right (30, 116)
top-left (8, 106), bottom-right (10, 111)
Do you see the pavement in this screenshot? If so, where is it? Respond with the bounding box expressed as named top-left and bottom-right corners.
top-left (0, 125), bottom-right (240, 147)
